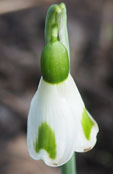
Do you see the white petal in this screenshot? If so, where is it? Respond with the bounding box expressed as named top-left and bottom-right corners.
top-left (62, 75), bottom-right (99, 152)
top-left (27, 74), bottom-right (99, 167)
top-left (73, 110), bottom-right (99, 152)
top-left (27, 76), bottom-right (76, 166)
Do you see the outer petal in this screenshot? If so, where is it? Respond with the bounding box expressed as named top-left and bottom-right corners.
top-left (27, 76), bottom-right (76, 166)
top-left (27, 74), bottom-right (99, 167)
top-left (63, 75), bottom-right (99, 152)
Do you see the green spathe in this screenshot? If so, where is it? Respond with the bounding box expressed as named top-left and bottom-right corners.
top-left (41, 41), bottom-right (69, 83)
top-left (45, 3), bottom-right (70, 60)
top-left (34, 122), bottom-right (56, 159)
top-left (81, 108), bottom-right (94, 140)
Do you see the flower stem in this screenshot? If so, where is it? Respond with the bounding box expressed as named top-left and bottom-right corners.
top-left (61, 153), bottom-right (76, 174)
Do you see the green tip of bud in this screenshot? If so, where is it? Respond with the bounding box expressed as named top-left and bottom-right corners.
top-left (59, 3), bottom-right (65, 10)
top-left (55, 6), bottom-right (62, 14)
top-left (41, 41), bottom-right (69, 84)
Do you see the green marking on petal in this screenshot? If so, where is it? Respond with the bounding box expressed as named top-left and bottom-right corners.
top-left (81, 108), bottom-right (94, 140)
top-left (34, 122), bottom-right (56, 159)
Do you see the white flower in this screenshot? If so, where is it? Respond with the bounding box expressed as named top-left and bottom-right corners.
top-left (27, 2), bottom-right (99, 167)
top-left (27, 74), bottom-right (99, 167)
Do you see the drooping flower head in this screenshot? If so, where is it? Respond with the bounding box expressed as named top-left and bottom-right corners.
top-left (27, 3), bottom-right (99, 167)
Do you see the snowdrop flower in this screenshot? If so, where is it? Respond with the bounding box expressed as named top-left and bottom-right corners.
top-left (27, 3), bottom-right (99, 167)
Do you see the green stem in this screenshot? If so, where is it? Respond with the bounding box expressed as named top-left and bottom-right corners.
top-left (61, 153), bottom-right (76, 174)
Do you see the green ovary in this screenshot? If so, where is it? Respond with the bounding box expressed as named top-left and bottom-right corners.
top-left (81, 108), bottom-right (94, 140)
top-left (34, 122), bottom-right (56, 159)
top-left (41, 41), bottom-right (69, 84)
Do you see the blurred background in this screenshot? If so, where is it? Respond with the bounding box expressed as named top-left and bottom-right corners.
top-left (0, 0), bottom-right (113, 173)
